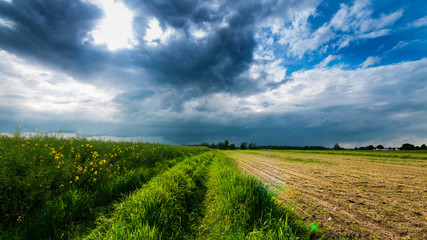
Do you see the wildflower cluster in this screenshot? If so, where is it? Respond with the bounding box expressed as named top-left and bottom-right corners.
top-left (0, 129), bottom-right (209, 232)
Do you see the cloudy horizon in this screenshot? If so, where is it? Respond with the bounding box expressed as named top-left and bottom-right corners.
top-left (1, 0), bottom-right (426, 147)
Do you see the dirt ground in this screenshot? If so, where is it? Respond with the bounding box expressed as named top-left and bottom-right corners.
top-left (226, 150), bottom-right (427, 239)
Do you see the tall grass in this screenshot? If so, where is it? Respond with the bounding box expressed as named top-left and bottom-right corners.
top-left (85, 152), bottom-right (319, 240)
top-left (198, 154), bottom-right (319, 239)
top-left (0, 133), bottom-right (208, 239)
top-left (84, 152), bottom-right (214, 239)
top-left (1, 132), bottom-right (325, 239)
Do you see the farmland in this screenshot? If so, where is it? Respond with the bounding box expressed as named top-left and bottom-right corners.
top-left (0, 134), bottom-right (319, 239)
top-left (226, 150), bottom-right (427, 239)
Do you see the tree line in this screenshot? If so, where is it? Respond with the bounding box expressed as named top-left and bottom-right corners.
top-left (200, 141), bottom-right (427, 151)
top-left (199, 140), bottom-right (251, 150)
top-left (199, 141), bottom-right (327, 150)
top-left (336, 143), bottom-right (427, 150)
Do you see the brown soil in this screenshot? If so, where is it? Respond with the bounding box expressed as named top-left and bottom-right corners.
top-left (226, 151), bottom-right (427, 240)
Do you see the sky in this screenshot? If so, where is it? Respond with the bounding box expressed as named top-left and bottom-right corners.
top-left (0, 0), bottom-right (426, 147)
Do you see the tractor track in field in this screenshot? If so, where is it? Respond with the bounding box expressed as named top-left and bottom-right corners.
top-left (227, 151), bottom-right (427, 240)
top-left (234, 154), bottom-right (397, 239)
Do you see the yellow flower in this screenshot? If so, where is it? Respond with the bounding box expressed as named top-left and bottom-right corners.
top-left (69, 180), bottom-right (73, 184)
top-left (94, 171), bottom-right (98, 175)
top-left (17, 215), bottom-right (23, 223)
top-left (92, 151), bottom-right (100, 159)
top-left (75, 176), bottom-right (79, 181)
top-left (59, 184), bottom-right (64, 187)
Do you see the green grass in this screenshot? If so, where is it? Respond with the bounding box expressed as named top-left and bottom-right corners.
top-left (0, 133), bottom-right (208, 239)
top-left (241, 150), bottom-right (335, 165)
top-left (84, 152), bottom-right (214, 239)
top-left (79, 152), bottom-right (319, 239)
top-left (242, 149), bottom-right (427, 162)
top-left (1, 132), bottom-right (323, 239)
top-left (291, 150), bottom-right (427, 160)
top-left (198, 154), bottom-right (319, 240)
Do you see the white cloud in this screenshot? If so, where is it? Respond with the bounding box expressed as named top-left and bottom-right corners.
top-left (315, 54), bottom-right (341, 68)
top-left (0, 17), bottom-right (15, 28)
top-left (176, 58), bottom-right (427, 134)
top-left (360, 56), bottom-right (381, 68)
top-left (408, 16), bottom-right (427, 28)
top-left (144, 18), bottom-right (178, 46)
top-left (268, 0), bottom-right (403, 57)
top-left (0, 50), bottom-right (121, 121)
top-left (247, 59), bottom-right (287, 84)
top-left (87, 135), bottom-right (166, 143)
top-left (189, 22), bottom-right (211, 40)
top-left (384, 40), bottom-right (420, 54)
top-left (330, 0), bottom-right (403, 34)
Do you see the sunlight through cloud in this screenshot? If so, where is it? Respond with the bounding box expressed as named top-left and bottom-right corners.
top-left (86, 0), bottom-right (135, 51)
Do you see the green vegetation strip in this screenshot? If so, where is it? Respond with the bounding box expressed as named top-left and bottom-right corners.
top-left (0, 134), bottom-right (208, 239)
top-left (84, 152), bottom-right (213, 239)
top-left (198, 154), bottom-right (318, 240)
top-left (294, 150), bottom-right (427, 160)
top-left (1, 133), bottom-right (323, 239)
top-left (242, 149), bottom-right (427, 161)
top-left (85, 152), bottom-right (320, 239)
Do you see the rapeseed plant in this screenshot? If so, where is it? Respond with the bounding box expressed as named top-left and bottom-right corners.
top-left (0, 131), bottom-right (209, 239)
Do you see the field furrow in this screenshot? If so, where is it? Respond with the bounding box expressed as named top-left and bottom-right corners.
top-left (227, 150), bottom-right (427, 240)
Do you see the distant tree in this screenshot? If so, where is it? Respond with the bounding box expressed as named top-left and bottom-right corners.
top-left (421, 144), bottom-right (427, 150)
top-left (248, 143), bottom-right (257, 149)
top-left (376, 145), bottom-right (384, 150)
top-left (224, 140), bottom-right (229, 150)
top-left (333, 143), bottom-right (341, 150)
top-left (210, 142), bottom-right (215, 149)
top-left (367, 145), bottom-right (375, 150)
top-left (229, 143), bottom-right (235, 150)
top-left (240, 142), bottom-right (248, 150)
top-left (217, 141), bottom-right (225, 150)
top-left (199, 142), bottom-right (209, 147)
top-left (401, 143), bottom-right (415, 150)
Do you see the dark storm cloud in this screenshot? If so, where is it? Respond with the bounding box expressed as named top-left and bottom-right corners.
top-left (123, 0), bottom-right (316, 94)
top-left (0, 0), bottom-right (313, 94)
top-left (0, 0), bottom-right (106, 77)
top-left (125, 0), bottom-right (260, 94)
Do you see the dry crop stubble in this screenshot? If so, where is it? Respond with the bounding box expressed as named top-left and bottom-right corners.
top-left (226, 150), bottom-right (427, 239)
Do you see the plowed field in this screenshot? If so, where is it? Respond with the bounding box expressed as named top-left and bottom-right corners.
top-left (226, 150), bottom-right (427, 239)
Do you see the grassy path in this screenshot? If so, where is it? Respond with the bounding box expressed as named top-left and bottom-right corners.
top-left (82, 152), bottom-right (318, 239)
